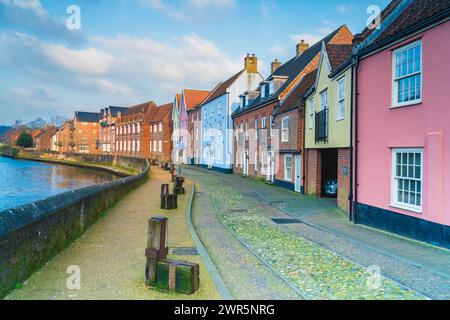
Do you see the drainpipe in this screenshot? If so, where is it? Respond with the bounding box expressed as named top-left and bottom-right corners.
top-left (352, 55), bottom-right (360, 224)
top-left (349, 63), bottom-right (355, 222)
top-left (302, 99), bottom-right (306, 194)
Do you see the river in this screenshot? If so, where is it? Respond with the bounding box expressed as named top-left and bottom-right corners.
top-left (0, 156), bottom-right (119, 211)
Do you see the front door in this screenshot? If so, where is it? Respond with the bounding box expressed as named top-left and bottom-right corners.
top-left (295, 154), bottom-right (301, 193)
top-left (267, 152), bottom-right (274, 182)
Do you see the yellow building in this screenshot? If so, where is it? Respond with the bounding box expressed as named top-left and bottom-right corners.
top-left (304, 42), bottom-right (353, 212)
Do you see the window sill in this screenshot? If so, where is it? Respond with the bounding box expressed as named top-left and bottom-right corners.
top-left (390, 203), bottom-right (422, 214)
top-left (390, 100), bottom-right (422, 109)
top-left (336, 118), bottom-right (345, 122)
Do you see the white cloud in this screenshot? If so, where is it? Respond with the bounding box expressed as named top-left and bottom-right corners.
top-left (0, 0), bottom-right (46, 15)
top-left (267, 44), bottom-right (287, 57)
top-left (138, 0), bottom-right (234, 21)
top-left (289, 20), bottom-right (336, 47)
top-left (336, 4), bottom-right (353, 14)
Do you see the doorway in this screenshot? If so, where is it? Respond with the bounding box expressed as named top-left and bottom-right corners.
top-left (295, 154), bottom-right (301, 193)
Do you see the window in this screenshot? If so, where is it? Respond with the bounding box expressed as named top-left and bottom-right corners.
top-left (337, 78), bottom-right (345, 120)
top-left (261, 84), bottom-right (266, 99)
top-left (269, 81), bottom-right (275, 95)
top-left (320, 90), bottom-right (328, 111)
top-left (255, 153), bottom-right (258, 172)
top-left (391, 148), bottom-right (423, 213)
top-left (153, 140), bottom-right (157, 152)
top-left (159, 140), bottom-right (162, 152)
top-left (262, 117), bottom-right (266, 129)
top-left (308, 98), bottom-right (314, 129)
top-left (392, 41), bottom-right (422, 107)
top-left (255, 119), bottom-right (259, 140)
top-left (261, 151), bottom-right (266, 175)
top-left (281, 117), bottom-right (289, 142)
top-left (150, 141), bottom-right (152, 153)
top-left (137, 140), bottom-right (140, 152)
top-left (159, 123), bottom-right (162, 132)
top-left (245, 122), bottom-right (248, 140)
top-left (284, 155), bottom-right (292, 181)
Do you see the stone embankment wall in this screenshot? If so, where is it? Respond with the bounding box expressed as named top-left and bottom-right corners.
top-left (0, 149), bottom-right (149, 298)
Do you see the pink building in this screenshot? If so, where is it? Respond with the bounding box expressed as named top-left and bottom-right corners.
top-left (354, 0), bottom-right (450, 248)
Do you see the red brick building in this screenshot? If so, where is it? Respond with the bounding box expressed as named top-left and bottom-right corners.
top-left (73, 112), bottom-right (101, 154)
top-left (56, 120), bottom-right (75, 153)
top-left (148, 102), bottom-right (173, 164)
top-left (99, 106), bottom-right (128, 154)
top-left (35, 125), bottom-right (56, 151)
top-left (115, 101), bottom-right (157, 158)
top-left (232, 26), bottom-right (353, 188)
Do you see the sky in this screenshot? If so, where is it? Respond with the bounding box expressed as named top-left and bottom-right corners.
top-left (0, 0), bottom-right (390, 125)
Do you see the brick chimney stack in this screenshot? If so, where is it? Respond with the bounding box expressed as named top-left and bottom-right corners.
top-left (296, 40), bottom-right (309, 57)
top-left (271, 59), bottom-right (281, 73)
top-left (245, 53), bottom-right (258, 73)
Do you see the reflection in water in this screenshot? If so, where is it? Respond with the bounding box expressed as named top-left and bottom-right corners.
top-left (0, 156), bottom-right (118, 210)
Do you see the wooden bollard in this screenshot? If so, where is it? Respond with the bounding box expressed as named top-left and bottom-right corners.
top-left (145, 216), bottom-right (169, 287)
top-left (161, 184), bottom-right (178, 210)
top-left (174, 176), bottom-right (186, 195)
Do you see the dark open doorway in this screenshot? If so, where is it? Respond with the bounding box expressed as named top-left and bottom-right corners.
top-left (320, 149), bottom-right (338, 199)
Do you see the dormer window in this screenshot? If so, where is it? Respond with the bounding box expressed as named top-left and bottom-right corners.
top-left (261, 84), bottom-right (266, 99)
top-left (269, 81), bottom-right (275, 95)
top-left (245, 96), bottom-right (249, 106)
top-left (240, 96), bottom-right (246, 108)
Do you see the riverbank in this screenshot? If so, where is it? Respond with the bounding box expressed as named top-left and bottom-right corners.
top-left (0, 149), bottom-right (149, 298)
top-left (6, 167), bottom-right (220, 300)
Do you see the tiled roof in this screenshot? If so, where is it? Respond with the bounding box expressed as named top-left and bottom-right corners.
top-left (326, 44), bottom-right (353, 71)
top-left (75, 111), bottom-right (100, 123)
top-left (233, 25), bottom-right (347, 118)
top-left (275, 70), bottom-right (317, 115)
top-left (201, 70), bottom-right (244, 105)
top-left (151, 103), bottom-right (172, 122)
top-left (176, 94), bottom-right (182, 109)
top-left (183, 89), bottom-right (210, 111)
top-left (373, 0), bottom-right (450, 45)
top-left (109, 106), bottom-right (128, 117)
top-left (120, 101), bottom-right (157, 123)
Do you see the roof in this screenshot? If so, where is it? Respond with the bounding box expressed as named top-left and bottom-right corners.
top-left (201, 70), bottom-right (245, 105)
top-left (373, 0), bottom-right (450, 45)
top-left (75, 111), bottom-right (100, 123)
top-left (326, 44), bottom-right (353, 71)
top-left (120, 101), bottom-right (157, 124)
top-left (233, 25), bottom-right (348, 118)
top-left (355, 0), bottom-right (450, 56)
top-left (109, 106), bottom-right (128, 117)
top-left (151, 103), bottom-right (172, 122)
top-left (275, 70), bottom-right (317, 115)
top-left (183, 89), bottom-right (210, 111)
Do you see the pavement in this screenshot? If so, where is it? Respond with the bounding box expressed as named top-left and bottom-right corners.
top-left (6, 167), bottom-right (221, 300)
top-left (183, 166), bottom-right (450, 300)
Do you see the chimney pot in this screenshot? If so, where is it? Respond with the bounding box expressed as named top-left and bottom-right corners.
top-left (271, 59), bottom-right (282, 73)
top-left (296, 40), bottom-right (310, 57)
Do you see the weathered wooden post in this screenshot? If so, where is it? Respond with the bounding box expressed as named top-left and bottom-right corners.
top-left (174, 176), bottom-right (186, 195)
top-left (161, 184), bottom-right (178, 210)
top-left (145, 217), bottom-right (169, 287)
top-left (170, 164), bottom-right (176, 182)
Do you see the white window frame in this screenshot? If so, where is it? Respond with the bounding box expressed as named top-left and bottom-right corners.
top-left (269, 116), bottom-right (274, 137)
top-left (337, 77), bottom-right (346, 121)
top-left (261, 84), bottom-right (266, 99)
top-left (269, 81), bottom-right (275, 95)
top-left (255, 119), bottom-right (259, 140)
top-left (320, 89), bottom-right (328, 111)
top-left (391, 148), bottom-right (423, 213)
top-left (159, 140), bottom-right (162, 152)
top-left (261, 117), bottom-right (266, 129)
top-left (281, 116), bottom-right (289, 143)
top-left (254, 152), bottom-right (258, 172)
top-left (284, 154), bottom-right (292, 181)
top-left (159, 123), bottom-right (162, 132)
top-left (308, 98), bottom-right (314, 129)
top-left (153, 140), bottom-right (157, 152)
top-left (392, 40), bottom-right (422, 108)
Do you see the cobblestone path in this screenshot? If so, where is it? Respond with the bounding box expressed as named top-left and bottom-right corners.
top-left (184, 166), bottom-right (450, 300)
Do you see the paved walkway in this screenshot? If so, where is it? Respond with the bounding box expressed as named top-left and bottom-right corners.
top-left (6, 167), bottom-right (220, 300)
top-left (184, 166), bottom-right (450, 300)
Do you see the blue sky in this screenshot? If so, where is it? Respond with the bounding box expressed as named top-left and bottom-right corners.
top-left (0, 0), bottom-right (389, 125)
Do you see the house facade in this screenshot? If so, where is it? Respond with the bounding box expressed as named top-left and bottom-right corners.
top-left (56, 120), bottom-right (75, 153)
top-left (172, 90), bottom-right (210, 165)
top-left (73, 112), bottom-right (100, 154)
top-left (99, 106), bottom-right (128, 154)
top-left (149, 103), bottom-right (173, 164)
top-left (232, 26), bottom-right (353, 186)
top-left (35, 125), bottom-right (56, 151)
top-left (304, 42), bottom-right (353, 213)
top-left (116, 101), bottom-right (157, 158)
top-left (200, 54), bottom-right (263, 173)
top-left (354, 0), bottom-right (450, 247)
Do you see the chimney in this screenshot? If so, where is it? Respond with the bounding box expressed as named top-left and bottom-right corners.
top-left (296, 40), bottom-right (309, 57)
top-left (245, 53), bottom-right (258, 73)
top-left (271, 59), bottom-right (281, 73)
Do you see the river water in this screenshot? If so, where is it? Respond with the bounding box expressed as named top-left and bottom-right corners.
top-left (0, 156), bottom-right (119, 211)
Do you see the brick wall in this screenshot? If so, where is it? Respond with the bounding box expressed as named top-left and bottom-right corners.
top-left (233, 101), bottom-right (278, 178)
top-left (74, 120), bottom-right (100, 154)
top-left (305, 149), bottom-right (322, 196)
top-left (0, 155), bottom-right (149, 298)
top-left (337, 148), bottom-right (351, 213)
